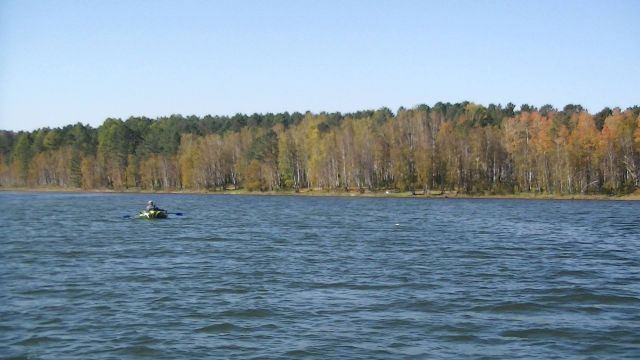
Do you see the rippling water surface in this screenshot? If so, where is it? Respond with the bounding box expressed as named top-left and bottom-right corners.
top-left (1, 192), bottom-right (639, 359)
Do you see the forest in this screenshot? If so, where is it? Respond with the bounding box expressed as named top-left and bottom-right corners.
top-left (1, 102), bottom-right (640, 195)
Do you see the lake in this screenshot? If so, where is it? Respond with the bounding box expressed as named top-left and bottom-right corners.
top-left (1, 192), bottom-right (639, 359)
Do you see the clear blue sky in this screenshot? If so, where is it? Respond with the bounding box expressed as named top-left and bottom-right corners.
top-left (1, 0), bottom-right (638, 131)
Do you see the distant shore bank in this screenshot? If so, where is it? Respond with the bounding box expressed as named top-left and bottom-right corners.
top-left (2, 186), bottom-right (639, 201)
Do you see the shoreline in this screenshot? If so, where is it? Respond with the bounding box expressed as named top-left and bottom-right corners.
top-left (2, 186), bottom-right (639, 201)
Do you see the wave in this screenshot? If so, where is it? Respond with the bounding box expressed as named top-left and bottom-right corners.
top-left (195, 322), bottom-right (243, 333)
top-left (501, 327), bottom-right (578, 339)
top-left (471, 301), bottom-right (547, 313)
top-left (538, 292), bottom-right (640, 305)
top-left (220, 308), bottom-right (276, 318)
top-left (14, 336), bottom-right (61, 346)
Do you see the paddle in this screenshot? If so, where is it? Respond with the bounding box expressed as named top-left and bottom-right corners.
top-left (157, 208), bottom-right (184, 216)
top-left (122, 212), bottom-right (183, 218)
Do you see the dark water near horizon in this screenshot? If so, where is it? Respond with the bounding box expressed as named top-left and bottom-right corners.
top-left (1, 192), bottom-right (639, 359)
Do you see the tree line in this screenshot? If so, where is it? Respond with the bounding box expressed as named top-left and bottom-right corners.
top-left (1, 102), bottom-right (640, 195)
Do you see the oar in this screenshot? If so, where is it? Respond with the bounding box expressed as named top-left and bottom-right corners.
top-left (122, 212), bottom-right (143, 219)
top-left (156, 209), bottom-right (183, 216)
top-left (122, 212), bottom-right (182, 218)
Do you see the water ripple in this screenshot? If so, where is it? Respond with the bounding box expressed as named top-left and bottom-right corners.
top-left (1, 193), bottom-right (640, 359)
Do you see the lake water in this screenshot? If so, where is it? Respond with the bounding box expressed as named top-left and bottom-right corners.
top-left (1, 192), bottom-right (639, 359)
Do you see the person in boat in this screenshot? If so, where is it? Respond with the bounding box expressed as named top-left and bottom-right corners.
top-left (145, 200), bottom-right (161, 211)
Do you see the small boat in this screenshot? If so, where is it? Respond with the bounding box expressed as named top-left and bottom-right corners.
top-left (136, 209), bottom-right (168, 219)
